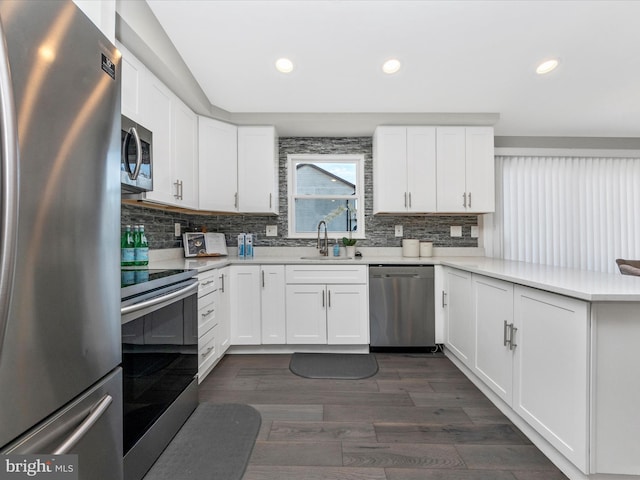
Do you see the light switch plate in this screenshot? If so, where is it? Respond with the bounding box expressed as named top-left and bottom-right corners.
top-left (266, 225), bottom-right (278, 237)
top-left (471, 225), bottom-right (479, 238)
top-left (174, 223), bottom-right (181, 237)
top-left (450, 225), bottom-right (462, 237)
top-left (395, 225), bottom-right (403, 237)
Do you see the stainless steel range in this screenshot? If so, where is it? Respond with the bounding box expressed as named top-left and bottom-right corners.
top-left (120, 268), bottom-right (199, 480)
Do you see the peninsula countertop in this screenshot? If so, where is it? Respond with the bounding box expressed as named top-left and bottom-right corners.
top-left (148, 247), bottom-right (640, 302)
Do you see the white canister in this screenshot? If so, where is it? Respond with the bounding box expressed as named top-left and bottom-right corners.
top-left (420, 241), bottom-right (433, 257)
top-left (402, 239), bottom-right (420, 257)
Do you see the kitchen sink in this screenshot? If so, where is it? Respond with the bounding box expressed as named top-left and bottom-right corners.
top-left (299, 256), bottom-right (354, 260)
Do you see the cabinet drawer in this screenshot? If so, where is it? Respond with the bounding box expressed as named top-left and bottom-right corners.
top-left (198, 323), bottom-right (217, 369)
top-left (198, 291), bottom-right (217, 334)
top-left (197, 270), bottom-right (218, 297)
top-left (286, 265), bottom-right (367, 284)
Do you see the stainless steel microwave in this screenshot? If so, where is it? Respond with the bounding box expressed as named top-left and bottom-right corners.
top-left (121, 115), bottom-right (153, 194)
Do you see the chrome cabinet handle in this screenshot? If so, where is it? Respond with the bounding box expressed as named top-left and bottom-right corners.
top-left (503, 320), bottom-right (509, 347)
top-left (220, 274), bottom-right (225, 293)
top-left (462, 192), bottom-right (467, 208)
top-left (179, 180), bottom-right (184, 200)
top-left (122, 127), bottom-right (142, 180)
top-left (509, 325), bottom-right (518, 350)
top-left (262, 270), bottom-right (265, 288)
top-left (173, 180), bottom-right (181, 199)
top-left (53, 395), bottom-right (113, 454)
top-left (201, 280), bottom-right (214, 286)
top-left (442, 291), bottom-right (447, 307)
top-left (468, 192), bottom-right (472, 208)
top-left (269, 193), bottom-right (272, 209)
top-left (328, 290), bottom-right (331, 307)
top-left (201, 346), bottom-right (214, 358)
top-left (408, 192), bottom-right (412, 208)
top-left (404, 192), bottom-right (408, 207)
top-left (234, 192), bottom-right (238, 209)
top-left (322, 290), bottom-right (325, 308)
top-left (0, 18), bottom-right (19, 354)
top-left (201, 308), bottom-right (214, 318)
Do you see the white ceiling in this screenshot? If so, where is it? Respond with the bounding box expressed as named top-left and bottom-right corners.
top-left (146, 0), bottom-right (640, 138)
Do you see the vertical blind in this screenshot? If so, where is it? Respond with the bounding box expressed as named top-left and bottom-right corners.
top-left (495, 155), bottom-right (640, 273)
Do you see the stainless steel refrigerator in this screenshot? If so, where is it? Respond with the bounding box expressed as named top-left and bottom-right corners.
top-left (0, 1), bottom-right (123, 478)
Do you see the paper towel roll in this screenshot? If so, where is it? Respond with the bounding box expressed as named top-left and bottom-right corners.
top-left (420, 241), bottom-right (433, 257)
top-left (402, 239), bottom-right (419, 257)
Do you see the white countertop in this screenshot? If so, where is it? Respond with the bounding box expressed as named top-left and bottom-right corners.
top-left (149, 247), bottom-right (640, 302)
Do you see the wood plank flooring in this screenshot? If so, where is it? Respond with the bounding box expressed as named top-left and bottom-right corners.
top-left (198, 353), bottom-right (569, 480)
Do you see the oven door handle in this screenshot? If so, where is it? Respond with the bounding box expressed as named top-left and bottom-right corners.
top-left (121, 281), bottom-right (198, 316)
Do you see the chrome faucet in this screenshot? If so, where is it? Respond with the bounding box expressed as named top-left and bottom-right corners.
top-left (317, 220), bottom-right (329, 256)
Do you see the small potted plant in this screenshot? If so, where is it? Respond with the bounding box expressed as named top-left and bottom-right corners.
top-left (342, 237), bottom-right (357, 258)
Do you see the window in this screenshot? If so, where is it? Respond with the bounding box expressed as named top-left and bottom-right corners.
top-left (287, 154), bottom-right (365, 239)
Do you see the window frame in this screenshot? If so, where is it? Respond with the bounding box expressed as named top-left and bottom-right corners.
top-left (287, 153), bottom-right (366, 239)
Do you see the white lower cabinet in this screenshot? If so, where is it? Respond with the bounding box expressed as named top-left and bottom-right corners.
top-left (217, 267), bottom-right (231, 355)
top-left (513, 285), bottom-right (589, 473)
top-left (260, 265), bottom-right (287, 344)
top-left (285, 265), bottom-right (368, 345)
top-left (230, 265), bottom-right (262, 345)
top-left (444, 268), bottom-right (474, 367)
top-left (472, 275), bottom-right (514, 405)
top-left (448, 272), bottom-right (590, 474)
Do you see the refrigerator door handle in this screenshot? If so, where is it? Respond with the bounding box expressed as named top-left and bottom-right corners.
top-left (0, 18), bottom-right (19, 354)
top-left (122, 126), bottom-right (142, 180)
top-left (53, 394), bottom-right (112, 454)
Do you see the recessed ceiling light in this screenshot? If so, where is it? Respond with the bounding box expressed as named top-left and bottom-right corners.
top-left (382, 58), bottom-right (401, 74)
top-left (536, 59), bottom-right (559, 75)
top-left (275, 58), bottom-right (294, 73)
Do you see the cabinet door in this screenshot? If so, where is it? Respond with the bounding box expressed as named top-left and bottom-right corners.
top-left (230, 265), bottom-right (261, 345)
top-left (513, 285), bottom-right (589, 473)
top-left (198, 117), bottom-right (238, 212)
top-left (143, 73), bottom-right (176, 205)
top-left (172, 100), bottom-right (199, 209)
top-left (436, 127), bottom-right (467, 212)
top-left (261, 265), bottom-right (286, 344)
top-left (118, 43), bottom-right (145, 123)
top-left (217, 267), bottom-right (231, 355)
top-left (373, 127), bottom-right (408, 213)
top-left (237, 126), bottom-right (278, 213)
top-left (406, 127), bottom-right (436, 212)
top-left (286, 285), bottom-right (327, 344)
top-left (327, 284), bottom-right (369, 345)
top-left (473, 275), bottom-right (514, 405)
top-left (465, 127), bottom-right (494, 213)
top-left (445, 268), bottom-right (474, 366)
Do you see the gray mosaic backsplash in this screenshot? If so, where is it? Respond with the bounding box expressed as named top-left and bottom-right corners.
top-left (121, 137), bottom-right (479, 250)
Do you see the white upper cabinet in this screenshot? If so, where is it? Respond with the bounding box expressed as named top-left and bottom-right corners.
top-left (198, 122), bottom-right (278, 214)
top-left (436, 126), bottom-right (495, 213)
top-left (374, 125), bottom-right (493, 214)
top-left (238, 126), bottom-right (278, 214)
top-left (373, 126), bottom-right (437, 213)
top-left (142, 73), bottom-right (198, 209)
top-left (198, 117), bottom-right (238, 211)
top-left (118, 43), bottom-right (145, 123)
top-left (119, 45), bottom-right (199, 209)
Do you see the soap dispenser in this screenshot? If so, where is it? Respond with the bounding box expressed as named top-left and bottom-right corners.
top-left (333, 240), bottom-right (340, 257)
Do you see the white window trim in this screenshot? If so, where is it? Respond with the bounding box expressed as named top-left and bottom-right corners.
top-left (287, 153), bottom-right (366, 239)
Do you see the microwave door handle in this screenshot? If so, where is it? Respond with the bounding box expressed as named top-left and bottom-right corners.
top-left (122, 126), bottom-right (142, 180)
top-left (0, 19), bottom-right (19, 355)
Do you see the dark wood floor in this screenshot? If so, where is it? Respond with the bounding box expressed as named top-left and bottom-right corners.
top-left (198, 353), bottom-right (569, 480)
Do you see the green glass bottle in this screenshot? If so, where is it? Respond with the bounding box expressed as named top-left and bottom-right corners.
top-left (135, 225), bottom-right (149, 266)
top-left (121, 225), bottom-right (134, 267)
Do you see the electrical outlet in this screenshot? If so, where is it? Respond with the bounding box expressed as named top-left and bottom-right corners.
top-left (174, 223), bottom-right (181, 237)
top-left (266, 225), bottom-right (278, 237)
top-left (450, 225), bottom-right (462, 237)
top-left (395, 225), bottom-right (403, 237)
top-left (471, 225), bottom-right (479, 238)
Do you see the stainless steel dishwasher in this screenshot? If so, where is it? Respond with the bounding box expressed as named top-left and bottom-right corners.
top-left (369, 265), bottom-right (435, 349)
